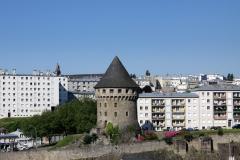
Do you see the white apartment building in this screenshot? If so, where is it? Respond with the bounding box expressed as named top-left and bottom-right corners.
top-left (0, 72), bottom-right (68, 118)
top-left (137, 92), bottom-right (199, 131)
top-left (193, 84), bottom-right (240, 129)
top-left (137, 84), bottom-right (240, 131)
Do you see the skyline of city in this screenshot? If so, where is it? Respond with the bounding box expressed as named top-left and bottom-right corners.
top-left (1, 1), bottom-right (240, 75)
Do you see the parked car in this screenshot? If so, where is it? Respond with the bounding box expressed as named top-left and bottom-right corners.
top-left (232, 124), bottom-right (240, 129)
top-left (210, 126), bottom-right (222, 130)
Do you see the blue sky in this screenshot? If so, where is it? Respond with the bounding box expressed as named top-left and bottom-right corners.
top-left (0, 0), bottom-right (240, 76)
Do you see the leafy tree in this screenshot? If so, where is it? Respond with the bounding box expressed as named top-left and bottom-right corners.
top-left (106, 122), bottom-right (120, 144)
top-left (145, 70), bottom-right (151, 76)
top-left (227, 73), bottom-right (234, 81)
top-left (155, 80), bottom-right (162, 90)
top-left (0, 98), bottom-right (97, 143)
top-left (142, 85), bottom-right (153, 93)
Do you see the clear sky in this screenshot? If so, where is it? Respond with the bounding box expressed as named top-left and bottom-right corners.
top-left (0, 0), bottom-right (240, 76)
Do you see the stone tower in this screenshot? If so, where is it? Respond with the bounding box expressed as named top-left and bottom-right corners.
top-left (94, 56), bottom-right (139, 129)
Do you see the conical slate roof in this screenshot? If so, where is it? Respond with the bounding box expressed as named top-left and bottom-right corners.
top-left (95, 56), bottom-right (139, 89)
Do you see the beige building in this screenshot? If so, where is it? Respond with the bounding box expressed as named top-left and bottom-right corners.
top-left (95, 56), bottom-right (139, 129)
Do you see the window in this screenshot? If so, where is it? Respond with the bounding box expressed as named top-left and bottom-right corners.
top-left (99, 112), bottom-right (102, 116)
top-left (202, 92), bottom-right (204, 96)
top-left (188, 99), bottom-right (191, 103)
top-left (110, 89), bottom-right (114, 93)
top-left (118, 89), bottom-right (122, 93)
top-left (207, 99), bottom-right (210, 103)
top-left (145, 106), bottom-right (148, 110)
top-left (145, 113), bottom-right (148, 117)
top-left (114, 112), bottom-right (117, 117)
top-left (140, 120), bottom-right (143, 124)
top-left (140, 106), bottom-right (143, 110)
top-left (114, 103), bottom-right (117, 107)
top-left (104, 103), bottom-right (107, 108)
top-left (104, 112), bottom-right (107, 116)
top-left (126, 112), bottom-right (129, 117)
top-left (102, 89), bottom-right (106, 93)
top-left (207, 92), bottom-right (210, 96)
top-left (207, 106), bottom-right (210, 110)
top-left (99, 103), bottom-right (101, 107)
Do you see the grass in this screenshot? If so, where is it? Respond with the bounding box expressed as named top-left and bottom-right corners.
top-left (54, 134), bottom-right (82, 148)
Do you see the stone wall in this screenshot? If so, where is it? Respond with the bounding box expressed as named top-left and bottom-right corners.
top-left (1, 134), bottom-right (240, 160)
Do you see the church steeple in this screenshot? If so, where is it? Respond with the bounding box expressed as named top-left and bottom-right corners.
top-left (55, 63), bottom-right (61, 76)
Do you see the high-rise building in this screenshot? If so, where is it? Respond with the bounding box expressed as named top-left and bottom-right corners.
top-left (0, 70), bottom-right (68, 118)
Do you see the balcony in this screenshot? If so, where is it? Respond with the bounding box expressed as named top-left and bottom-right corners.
top-left (213, 102), bottom-right (226, 106)
top-left (172, 108), bottom-right (185, 113)
top-left (152, 103), bottom-right (165, 106)
top-left (233, 115), bottom-right (240, 119)
top-left (172, 115), bottom-right (185, 120)
top-left (214, 115), bottom-right (227, 120)
top-left (152, 109), bottom-right (165, 113)
top-left (233, 93), bottom-right (240, 99)
top-left (213, 95), bottom-right (226, 99)
top-left (153, 122), bottom-right (165, 127)
top-left (152, 115), bottom-right (165, 120)
top-left (233, 102), bottom-right (240, 106)
top-left (214, 110), bottom-right (227, 113)
top-left (172, 122), bottom-right (185, 127)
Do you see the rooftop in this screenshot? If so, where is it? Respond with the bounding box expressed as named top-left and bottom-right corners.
top-left (139, 92), bottom-right (199, 98)
top-left (95, 56), bottom-right (139, 89)
top-left (194, 84), bottom-right (240, 91)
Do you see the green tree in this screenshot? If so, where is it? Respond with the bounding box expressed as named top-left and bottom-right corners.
top-left (106, 122), bottom-right (120, 144)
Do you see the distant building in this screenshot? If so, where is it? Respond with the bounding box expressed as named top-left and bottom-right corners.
top-left (68, 74), bottom-right (103, 99)
top-left (95, 56), bottom-right (139, 129)
top-left (0, 69), bottom-right (68, 118)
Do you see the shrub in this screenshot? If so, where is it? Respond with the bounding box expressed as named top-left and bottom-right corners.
top-left (83, 134), bottom-right (92, 144)
top-left (184, 132), bottom-right (193, 142)
top-left (198, 132), bottom-right (205, 137)
top-left (164, 137), bottom-right (173, 145)
top-left (143, 131), bottom-right (158, 140)
top-left (164, 131), bottom-right (178, 138)
top-left (217, 128), bottom-right (224, 136)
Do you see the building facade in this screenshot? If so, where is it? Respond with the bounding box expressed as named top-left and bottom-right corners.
top-left (68, 74), bottom-right (103, 99)
top-left (0, 72), bottom-right (68, 118)
top-left (137, 92), bottom-right (199, 131)
top-left (95, 56), bottom-right (139, 129)
top-left (137, 84), bottom-right (240, 131)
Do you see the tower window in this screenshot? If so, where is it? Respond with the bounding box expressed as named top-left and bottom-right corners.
top-left (102, 89), bottom-right (106, 93)
top-left (126, 112), bottom-right (129, 117)
top-left (114, 112), bottom-right (117, 117)
top-left (114, 103), bottom-right (117, 107)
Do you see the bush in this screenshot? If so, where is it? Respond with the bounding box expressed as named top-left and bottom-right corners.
top-left (198, 132), bottom-right (205, 137)
top-left (217, 128), bottom-right (224, 136)
top-left (184, 132), bottom-right (193, 142)
top-left (164, 131), bottom-right (178, 138)
top-left (143, 131), bottom-right (158, 140)
top-left (164, 137), bottom-right (173, 145)
top-left (83, 134), bottom-right (93, 144)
